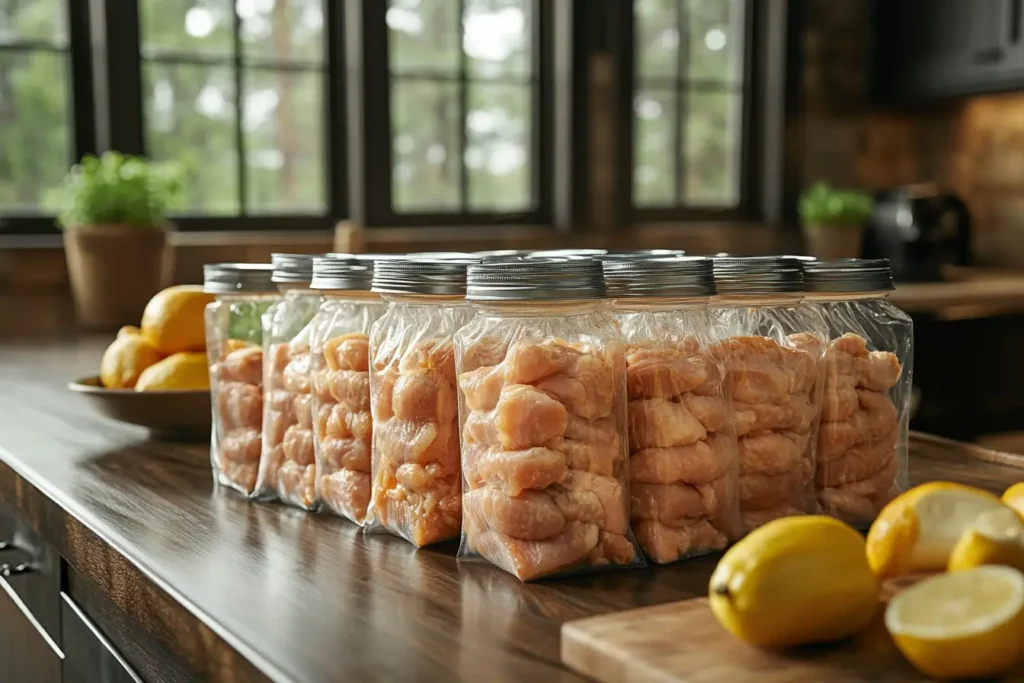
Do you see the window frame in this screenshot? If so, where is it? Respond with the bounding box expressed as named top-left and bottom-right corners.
top-left (359, 0), bottom-right (553, 228)
top-left (618, 0), bottom-right (759, 223)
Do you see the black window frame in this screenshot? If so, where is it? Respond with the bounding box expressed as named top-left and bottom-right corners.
top-left (618, 0), bottom-right (759, 223)
top-left (358, 0), bottom-right (553, 228)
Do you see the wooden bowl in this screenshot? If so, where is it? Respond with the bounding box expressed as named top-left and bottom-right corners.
top-left (68, 375), bottom-right (211, 442)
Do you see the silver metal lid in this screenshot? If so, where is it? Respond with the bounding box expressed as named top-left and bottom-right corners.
top-left (271, 253), bottom-right (320, 284)
top-left (803, 258), bottom-right (894, 293)
top-left (712, 256), bottom-right (804, 294)
top-left (371, 257), bottom-right (472, 296)
top-left (596, 249), bottom-right (686, 262)
top-left (467, 258), bottom-right (605, 301)
top-left (603, 256), bottom-right (714, 298)
top-left (311, 254), bottom-right (374, 291)
top-left (526, 248), bottom-right (608, 260)
top-left (406, 251), bottom-right (476, 260)
top-left (203, 263), bottom-right (277, 294)
top-left (474, 249), bottom-right (535, 261)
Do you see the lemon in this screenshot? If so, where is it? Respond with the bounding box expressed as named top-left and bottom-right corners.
top-left (948, 506), bottom-right (1024, 572)
top-left (1002, 482), bottom-right (1024, 520)
top-left (140, 285), bottom-right (215, 355)
top-left (709, 515), bottom-right (878, 647)
top-left (99, 335), bottom-right (162, 389)
top-left (866, 482), bottom-right (1003, 577)
top-left (117, 325), bottom-right (140, 339)
top-left (886, 565), bottom-right (1024, 679)
top-left (134, 352), bottom-right (210, 391)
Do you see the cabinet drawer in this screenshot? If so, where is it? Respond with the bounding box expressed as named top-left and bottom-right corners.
top-left (61, 593), bottom-right (142, 683)
top-left (0, 576), bottom-right (62, 683)
top-left (0, 501), bottom-right (62, 645)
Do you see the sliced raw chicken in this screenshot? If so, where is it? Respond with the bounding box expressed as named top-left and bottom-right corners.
top-left (277, 460), bottom-right (316, 508)
top-left (398, 338), bottom-right (456, 377)
top-left (220, 460), bottom-right (259, 493)
top-left (319, 436), bottom-right (370, 473)
top-left (324, 333), bottom-right (370, 372)
top-left (630, 482), bottom-right (714, 525)
top-left (504, 339), bottom-right (581, 384)
top-left (221, 347), bottom-right (264, 385)
top-left (464, 516), bottom-right (600, 582)
top-left (459, 364), bottom-right (504, 412)
top-left (628, 398), bottom-right (707, 450)
top-left (819, 487), bottom-right (877, 523)
top-left (268, 342), bottom-right (291, 374)
top-left (738, 468), bottom-right (806, 509)
top-left (463, 443), bottom-right (567, 495)
top-left (221, 428), bottom-right (262, 464)
top-left (856, 389), bottom-right (899, 440)
top-left (737, 431), bottom-right (803, 476)
top-left (732, 395), bottom-right (814, 436)
top-left (281, 425), bottom-right (315, 467)
top-left (371, 367), bottom-right (398, 422)
top-left (587, 532), bottom-right (636, 566)
top-left (630, 436), bottom-right (730, 486)
top-left (625, 347), bottom-right (708, 399)
top-left (217, 381), bottom-right (263, 430)
top-left (545, 437), bottom-right (620, 477)
top-left (856, 351), bottom-right (902, 391)
top-left (563, 415), bottom-right (619, 443)
top-left (548, 470), bottom-right (628, 535)
top-left (373, 461), bottom-right (461, 547)
top-left (463, 487), bottom-right (566, 540)
top-left (293, 393), bottom-right (313, 428)
top-left (375, 419), bottom-right (456, 467)
top-left (460, 336), bottom-right (510, 372)
top-left (320, 468), bottom-right (371, 523)
top-left (821, 379), bottom-right (858, 422)
top-left (325, 370), bottom-right (371, 411)
top-left (741, 503), bottom-right (802, 530)
top-left (680, 393), bottom-right (728, 433)
top-left (259, 444), bottom-right (285, 490)
top-left (493, 384), bottom-right (569, 449)
top-left (535, 363), bottom-right (614, 420)
top-left (634, 519), bottom-right (726, 564)
top-left (264, 407), bottom-right (291, 450)
top-left (283, 352), bottom-right (311, 394)
top-left (817, 418), bottom-right (861, 461)
top-left (392, 370), bottom-right (456, 425)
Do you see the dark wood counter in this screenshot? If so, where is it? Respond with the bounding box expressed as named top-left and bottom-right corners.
top-left (1, 339), bottom-right (1022, 682)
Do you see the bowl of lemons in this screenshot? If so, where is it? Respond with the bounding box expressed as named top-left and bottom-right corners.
top-left (69, 285), bottom-right (215, 441)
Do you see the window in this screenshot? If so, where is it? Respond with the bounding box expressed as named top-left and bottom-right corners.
top-left (139, 0), bottom-right (330, 217)
top-left (632, 0), bottom-right (748, 212)
top-left (383, 0), bottom-right (545, 221)
top-left (0, 0), bottom-right (73, 215)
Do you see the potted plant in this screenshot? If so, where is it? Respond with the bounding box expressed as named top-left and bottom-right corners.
top-left (798, 182), bottom-right (874, 260)
top-left (51, 152), bottom-right (182, 329)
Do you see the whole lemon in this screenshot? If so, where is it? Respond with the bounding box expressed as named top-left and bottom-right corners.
top-left (135, 352), bottom-right (210, 391)
top-left (140, 285), bottom-right (215, 355)
top-left (709, 515), bottom-right (879, 647)
top-left (100, 335), bottom-right (162, 389)
top-left (117, 325), bottom-right (141, 339)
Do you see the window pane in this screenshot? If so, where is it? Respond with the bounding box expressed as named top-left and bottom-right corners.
top-left (391, 79), bottom-right (460, 211)
top-left (140, 0), bottom-right (233, 58)
top-left (464, 0), bottom-right (532, 79)
top-left (143, 62), bottom-right (239, 214)
top-left (0, 0), bottom-right (65, 45)
top-left (0, 51), bottom-right (69, 211)
top-left (388, 0), bottom-right (460, 74)
top-left (635, 0), bottom-right (677, 79)
top-left (686, 0), bottom-right (743, 83)
top-left (240, 0), bottom-right (324, 66)
top-left (467, 83), bottom-right (530, 211)
top-left (681, 89), bottom-right (740, 206)
top-left (633, 88), bottom-right (675, 207)
top-left (243, 68), bottom-right (325, 214)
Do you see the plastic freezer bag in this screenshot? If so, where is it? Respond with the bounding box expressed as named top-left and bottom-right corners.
top-left (454, 306), bottom-right (644, 580)
top-left (309, 297), bottom-right (387, 524)
top-left (616, 306), bottom-right (741, 564)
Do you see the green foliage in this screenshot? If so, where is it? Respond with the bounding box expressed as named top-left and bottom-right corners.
top-left (798, 182), bottom-right (874, 227)
top-left (49, 152), bottom-right (183, 229)
top-left (228, 300), bottom-right (275, 344)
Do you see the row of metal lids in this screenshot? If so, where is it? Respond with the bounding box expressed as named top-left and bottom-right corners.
top-left (203, 250), bottom-right (894, 299)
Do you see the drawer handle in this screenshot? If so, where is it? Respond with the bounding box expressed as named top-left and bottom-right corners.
top-left (0, 541), bottom-right (16, 552)
top-left (0, 562), bottom-right (30, 577)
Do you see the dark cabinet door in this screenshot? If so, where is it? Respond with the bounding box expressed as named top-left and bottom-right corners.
top-left (61, 594), bottom-right (142, 683)
top-left (0, 578), bottom-right (62, 683)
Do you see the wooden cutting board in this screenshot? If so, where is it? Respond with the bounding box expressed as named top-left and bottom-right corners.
top-left (561, 595), bottom-right (1024, 682)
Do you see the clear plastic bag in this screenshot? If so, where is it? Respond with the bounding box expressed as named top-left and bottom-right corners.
top-left (805, 261), bottom-right (912, 526)
top-left (309, 293), bottom-right (387, 524)
top-left (254, 288), bottom-right (322, 508)
top-left (204, 264), bottom-right (279, 495)
top-left (367, 297), bottom-right (471, 545)
top-left (615, 301), bottom-right (741, 563)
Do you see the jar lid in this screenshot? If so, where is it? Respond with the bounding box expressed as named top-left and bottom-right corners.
top-left (310, 254), bottom-right (374, 291)
top-left (271, 253), bottom-right (320, 284)
top-left (712, 256), bottom-right (804, 294)
top-left (203, 263), bottom-right (276, 294)
top-left (803, 258), bottom-right (894, 292)
top-left (526, 248), bottom-right (608, 259)
top-left (596, 249), bottom-right (686, 262)
top-left (474, 249), bottom-right (535, 261)
top-left (371, 257), bottom-right (473, 296)
top-left (603, 256), bottom-right (715, 297)
top-left (406, 251), bottom-right (476, 260)
top-left (466, 257), bottom-right (605, 301)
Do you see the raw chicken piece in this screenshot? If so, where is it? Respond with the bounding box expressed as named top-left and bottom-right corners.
top-left (493, 384), bottom-right (569, 449)
top-left (268, 342), bottom-right (291, 374)
top-left (260, 444), bottom-right (285, 490)
top-left (264, 406), bottom-right (292, 449)
top-left (459, 364), bottom-right (504, 412)
top-left (281, 425), bottom-right (315, 466)
top-left (856, 351), bottom-right (902, 392)
top-left (741, 504), bottom-right (802, 530)
top-left (392, 370), bottom-right (456, 425)
top-left (277, 460), bottom-right (316, 508)
top-left (785, 333), bottom-right (824, 394)
top-left (630, 482), bottom-right (714, 525)
top-left (463, 410), bottom-right (501, 446)
top-left (463, 487), bottom-right (566, 540)
top-left (819, 488), bottom-right (877, 523)
top-left (325, 403), bottom-right (371, 440)
top-left (376, 419), bottom-right (455, 467)
top-left (625, 347), bottom-right (708, 399)
top-left (535, 361), bottom-right (614, 419)
top-left (282, 352), bottom-right (311, 394)
top-left (549, 471), bottom-right (628, 534)
top-left (821, 379), bottom-right (858, 423)
top-left (268, 388), bottom-right (295, 414)
top-left (461, 337), bottom-right (510, 372)
top-left (373, 460), bottom-right (461, 547)
top-left (320, 436), bottom-right (371, 473)
top-left (398, 338), bottom-right (456, 377)
top-left (857, 390), bottom-right (899, 440)
top-left (681, 393), bottom-right (728, 433)
top-left (220, 461), bottom-right (259, 492)
top-left (217, 381), bottom-right (263, 429)
top-left (738, 468), bottom-right (805, 509)
top-left (221, 347), bottom-right (264, 385)
top-left (464, 515), bottom-right (600, 582)
top-left (833, 452), bottom-right (898, 498)
top-left (463, 443), bottom-right (568, 495)
top-left (563, 415), bottom-right (619, 444)
top-left (545, 437), bottom-right (619, 477)
top-left (293, 393), bottom-right (312, 428)
top-left (627, 398), bottom-right (706, 450)
top-left (733, 395), bottom-right (814, 437)
top-left (324, 333), bottom-right (370, 372)
top-left (221, 428), bottom-right (262, 464)
top-left (325, 370), bottom-right (371, 411)
top-left (817, 419), bottom-right (861, 461)
top-left (371, 368), bottom-right (398, 422)
top-left (320, 469), bottom-right (371, 523)
top-left (737, 431), bottom-right (803, 476)
top-left (630, 436), bottom-right (731, 486)
top-left (587, 532), bottom-right (636, 566)
top-left (504, 339), bottom-right (582, 384)
top-left (633, 519), bottom-right (726, 564)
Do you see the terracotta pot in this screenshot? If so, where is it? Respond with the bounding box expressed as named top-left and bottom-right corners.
top-left (802, 222), bottom-right (864, 260)
top-left (63, 224), bottom-right (171, 330)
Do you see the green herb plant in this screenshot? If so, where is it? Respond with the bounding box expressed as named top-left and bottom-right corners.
top-left (798, 182), bottom-right (874, 227)
top-left (49, 152), bottom-right (183, 230)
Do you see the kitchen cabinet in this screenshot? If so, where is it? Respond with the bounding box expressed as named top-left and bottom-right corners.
top-left (0, 578), bottom-right (62, 683)
top-left (873, 0), bottom-right (1024, 102)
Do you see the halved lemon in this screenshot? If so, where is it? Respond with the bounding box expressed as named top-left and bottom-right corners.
top-left (886, 565), bottom-right (1024, 679)
top-left (1002, 482), bottom-right (1024, 520)
top-left (866, 482), bottom-right (1003, 577)
top-left (948, 506), bottom-right (1024, 572)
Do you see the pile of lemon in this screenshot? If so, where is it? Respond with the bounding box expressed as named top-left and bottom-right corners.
top-left (710, 482), bottom-right (1024, 679)
top-left (99, 285), bottom-right (214, 391)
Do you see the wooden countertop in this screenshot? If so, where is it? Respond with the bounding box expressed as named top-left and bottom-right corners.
top-left (890, 267), bottom-right (1024, 314)
top-left (0, 338), bottom-right (1023, 682)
